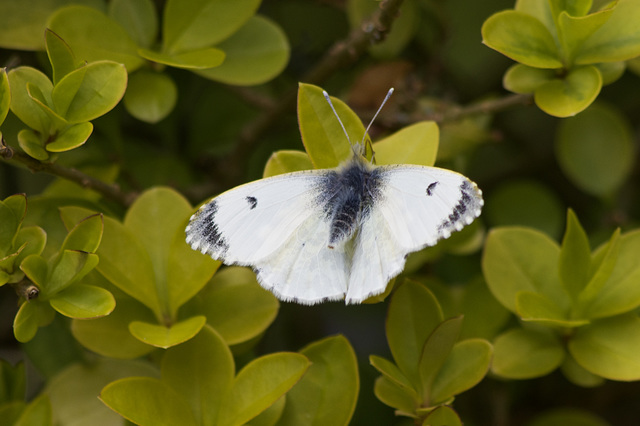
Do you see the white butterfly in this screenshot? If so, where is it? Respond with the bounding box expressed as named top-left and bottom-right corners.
top-left (186, 89), bottom-right (483, 305)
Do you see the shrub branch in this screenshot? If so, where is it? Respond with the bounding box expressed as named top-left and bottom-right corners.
top-left (1, 138), bottom-right (136, 207)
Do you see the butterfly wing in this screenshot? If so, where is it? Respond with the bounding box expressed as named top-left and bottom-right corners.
top-left (185, 171), bottom-right (349, 304)
top-left (345, 165), bottom-right (483, 303)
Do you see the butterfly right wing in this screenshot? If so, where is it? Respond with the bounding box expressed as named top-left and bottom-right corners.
top-left (185, 171), bottom-right (349, 304)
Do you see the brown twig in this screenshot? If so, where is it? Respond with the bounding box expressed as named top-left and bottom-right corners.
top-left (428, 93), bottom-right (534, 123)
top-left (1, 142), bottom-right (136, 207)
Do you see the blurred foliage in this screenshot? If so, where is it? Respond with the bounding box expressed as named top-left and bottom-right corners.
top-left (1, 0), bottom-right (640, 425)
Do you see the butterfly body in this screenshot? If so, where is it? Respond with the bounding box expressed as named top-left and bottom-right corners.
top-left (186, 153), bottom-right (483, 305)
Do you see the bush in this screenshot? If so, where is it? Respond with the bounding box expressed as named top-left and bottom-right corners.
top-left (1, 0), bottom-right (640, 425)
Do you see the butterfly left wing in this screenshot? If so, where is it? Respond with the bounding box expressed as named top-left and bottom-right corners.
top-left (345, 165), bottom-right (483, 303)
top-left (186, 170), bottom-right (350, 304)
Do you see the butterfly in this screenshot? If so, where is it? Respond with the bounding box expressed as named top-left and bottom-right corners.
top-left (186, 89), bottom-right (483, 305)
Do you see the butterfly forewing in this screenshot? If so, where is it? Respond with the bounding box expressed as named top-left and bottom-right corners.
top-left (374, 165), bottom-right (483, 250)
top-left (186, 171), bottom-right (325, 263)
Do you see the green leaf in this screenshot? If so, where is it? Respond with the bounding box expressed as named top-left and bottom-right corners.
top-left (370, 355), bottom-right (419, 401)
top-left (0, 358), bottom-right (26, 402)
top-left (250, 397), bottom-right (285, 426)
top-left (557, 8), bottom-right (614, 65)
top-left (138, 47), bottom-right (225, 69)
top-left (569, 314), bottom-right (640, 380)
top-left (503, 64), bottom-right (556, 94)
top-left (8, 66), bottom-right (54, 134)
top-left (262, 150), bottom-right (313, 178)
top-left (100, 377), bottom-right (197, 426)
top-left (0, 0), bottom-right (103, 50)
top-left (47, 251), bottom-right (98, 296)
top-left (534, 65), bottom-right (602, 117)
top-left (126, 187), bottom-right (215, 318)
top-left (528, 408), bottom-right (610, 426)
top-left (491, 327), bottom-right (564, 379)
top-left (218, 352), bottom-right (310, 426)
top-left (429, 339), bottom-right (492, 405)
top-left (555, 102), bottom-right (634, 196)
top-left (516, 291), bottom-right (588, 326)
top-left (574, 0), bottom-right (640, 64)
top-left (0, 194), bottom-right (25, 255)
top-left (194, 15), bottom-right (290, 86)
top-left (18, 129), bottom-right (48, 160)
top-left (195, 267), bottom-right (277, 346)
top-left (123, 70), bottom-right (178, 123)
top-left (162, 0), bottom-right (261, 54)
top-left (19, 255), bottom-right (47, 292)
top-left (46, 358), bottom-right (159, 426)
top-left (548, 0), bottom-right (592, 18)
top-left (559, 209), bottom-right (591, 300)
top-left (575, 229), bottom-right (620, 317)
top-left (386, 281), bottom-right (443, 390)
top-left (277, 335), bottom-right (359, 426)
top-left (297, 83), bottom-right (365, 169)
top-left (372, 121), bottom-right (438, 166)
top-left (514, 0), bottom-right (554, 30)
top-left (48, 5), bottom-right (144, 72)
top-left (15, 227), bottom-right (46, 268)
top-left (50, 284), bottom-right (115, 319)
top-left (483, 227), bottom-right (568, 313)
top-left (583, 230), bottom-right (640, 318)
top-left (419, 316), bottom-right (463, 401)
top-left (52, 61), bottom-right (127, 123)
top-left (13, 300), bottom-right (55, 343)
top-left (71, 297), bottom-right (156, 359)
top-left (46, 122), bottom-right (93, 152)
top-left (0, 402), bottom-right (26, 425)
top-left (61, 213), bottom-right (103, 253)
top-left (373, 375), bottom-right (417, 416)
top-left (129, 316), bottom-right (207, 349)
top-left (482, 10), bottom-right (562, 68)
top-left (45, 29), bottom-right (79, 85)
top-left (108, 0), bottom-right (158, 48)
top-left (595, 60), bottom-right (626, 85)
top-left (94, 214), bottom-right (160, 314)
top-left (560, 354), bottom-right (605, 387)
top-left (422, 405), bottom-right (462, 426)
top-left (0, 68), bottom-right (10, 126)
top-left (457, 279), bottom-right (512, 341)
top-left (162, 326), bottom-right (234, 426)
top-left (14, 393), bottom-right (51, 426)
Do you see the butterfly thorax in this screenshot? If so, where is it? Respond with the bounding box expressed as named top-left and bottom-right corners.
top-left (318, 156), bottom-right (384, 249)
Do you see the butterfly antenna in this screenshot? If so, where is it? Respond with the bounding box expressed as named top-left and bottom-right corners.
top-left (362, 88), bottom-right (394, 148)
top-left (323, 90), bottom-right (354, 153)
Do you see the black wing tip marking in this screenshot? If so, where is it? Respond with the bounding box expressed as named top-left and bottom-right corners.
top-left (185, 200), bottom-right (230, 259)
top-left (437, 179), bottom-right (484, 240)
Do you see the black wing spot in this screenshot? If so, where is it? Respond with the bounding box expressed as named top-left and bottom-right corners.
top-left (426, 181), bottom-right (439, 196)
top-left (246, 196), bottom-right (258, 210)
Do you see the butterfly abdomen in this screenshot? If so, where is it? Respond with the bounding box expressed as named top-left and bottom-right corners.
top-left (319, 158), bottom-right (384, 248)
